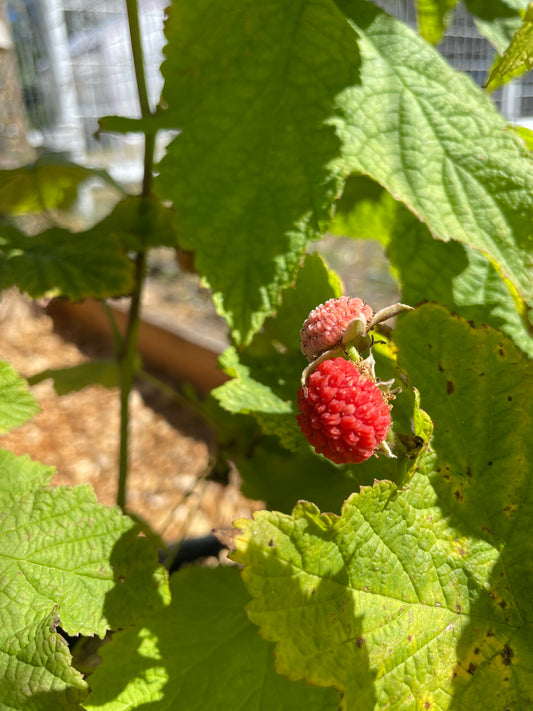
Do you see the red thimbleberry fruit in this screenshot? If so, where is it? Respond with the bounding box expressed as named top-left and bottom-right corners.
top-left (297, 357), bottom-right (391, 465)
top-left (300, 296), bottom-right (373, 361)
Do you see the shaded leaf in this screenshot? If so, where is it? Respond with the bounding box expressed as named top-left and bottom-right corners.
top-left (329, 173), bottom-right (401, 244)
top-left (211, 254), bottom-right (343, 452)
top-left (0, 157), bottom-right (122, 216)
top-left (0, 359), bottom-right (39, 433)
top-left (97, 114), bottom-right (164, 135)
top-left (385, 206), bottom-right (533, 358)
top-left (99, 196), bottom-right (178, 251)
top-left (213, 346), bottom-right (303, 453)
top-left (466, 0), bottom-right (531, 54)
top-left (262, 252), bottom-right (343, 354)
top-left (84, 566), bottom-right (340, 710)
top-left (485, 2), bottom-right (533, 88)
top-left (0, 222), bottom-right (133, 300)
top-left (157, 0), bottom-right (361, 345)
top-left (28, 359), bottom-right (121, 395)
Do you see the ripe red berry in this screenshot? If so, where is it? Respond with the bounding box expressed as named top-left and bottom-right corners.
top-left (297, 357), bottom-right (391, 464)
top-left (300, 297), bottom-right (373, 361)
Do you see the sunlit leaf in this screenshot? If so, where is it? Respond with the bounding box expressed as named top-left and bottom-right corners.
top-left (0, 359), bottom-right (39, 433)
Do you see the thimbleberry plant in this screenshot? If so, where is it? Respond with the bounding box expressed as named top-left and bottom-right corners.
top-left (1, 1), bottom-right (533, 709)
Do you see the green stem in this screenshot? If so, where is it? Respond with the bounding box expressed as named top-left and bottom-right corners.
top-left (116, 252), bottom-right (146, 511)
top-left (116, 0), bottom-right (155, 511)
top-left (126, 0), bottom-right (151, 120)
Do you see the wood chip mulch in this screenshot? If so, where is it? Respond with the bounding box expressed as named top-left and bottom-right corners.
top-left (0, 290), bottom-right (262, 547)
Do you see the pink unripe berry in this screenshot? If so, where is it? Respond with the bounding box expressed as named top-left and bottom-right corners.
top-left (300, 297), bottom-right (373, 361)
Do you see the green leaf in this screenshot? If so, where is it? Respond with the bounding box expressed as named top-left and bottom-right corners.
top-left (0, 449), bottom-right (170, 708)
top-left (0, 607), bottom-right (87, 710)
top-left (0, 157), bottom-right (122, 215)
top-left (394, 305), bottom-right (533, 707)
top-left (234, 450), bottom-right (531, 709)
top-left (263, 252), bottom-right (343, 354)
top-left (466, 0), bottom-right (530, 54)
top-left (333, 1), bottom-right (533, 303)
top-left (232, 462), bottom-right (496, 709)
top-left (213, 346), bottom-right (304, 453)
top-left (0, 448), bottom-right (170, 640)
top-left (416, 0), bottom-right (460, 45)
top-left (334, 174), bottom-right (533, 355)
top-left (509, 122), bottom-right (533, 149)
top-left (383, 199), bottom-right (533, 357)
top-left (156, 0), bottom-right (361, 345)
top-left (486, 2), bottom-right (533, 88)
top-left (233, 305), bottom-right (533, 709)
top-left (395, 304), bottom-right (533, 546)
top-left (28, 359), bottom-right (122, 395)
top-left (84, 566), bottom-right (340, 710)
top-left (236, 435), bottom-right (393, 516)
top-left (0, 222), bottom-right (133, 300)
top-left (0, 359), bottom-right (39, 433)
top-left (329, 173), bottom-right (401, 244)
top-left (99, 196), bottom-right (178, 251)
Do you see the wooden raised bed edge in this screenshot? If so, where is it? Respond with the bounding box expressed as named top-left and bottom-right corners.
top-left (46, 298), bottom-right (230, 395)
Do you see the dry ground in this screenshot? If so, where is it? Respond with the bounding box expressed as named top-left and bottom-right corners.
top-left (0, 289), bottom-right (261, 547)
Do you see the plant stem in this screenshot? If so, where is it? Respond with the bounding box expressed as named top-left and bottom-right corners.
top-left (116, 251), bottom-right (146, 511)
top-left (116, 0), bottom-right (155, 511)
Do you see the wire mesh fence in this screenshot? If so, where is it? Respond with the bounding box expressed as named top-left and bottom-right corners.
top-left (5, 0), bottom-right (533, 182)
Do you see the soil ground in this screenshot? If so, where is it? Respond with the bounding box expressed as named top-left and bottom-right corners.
top-left (0, 288), bottom-right (262, 549)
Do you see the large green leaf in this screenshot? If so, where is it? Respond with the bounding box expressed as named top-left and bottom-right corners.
top-left (333, 0), bottom-right (533, 303)
top-left (232, 306), bottom-right (533, 709)
top-left (0, 359), bottom-right (39, 433)
top-left (156, 0), bottom-right (360, 345)
top-left (333, 175), bottom-right (533, 357)
top-left (0, 222), bottom-right (133, 299)
top-left (485, 2), bottom-right (533, 88)
top-left (0, 449), bottom-right (170, 709)
top-left (395, 304), bottom-right (533, 546)
top-left (84, 566), bottom-right (340, 710)
top-left (387, 217), bottom-right (533, 357)
top-left (232, 459), bottom-right (496, 710)
top-left (395, 305), bottom-right (533, 708)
